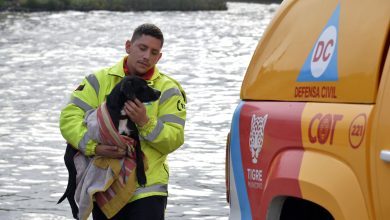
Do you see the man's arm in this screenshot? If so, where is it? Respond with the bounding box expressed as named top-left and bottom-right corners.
top-left (59, 75), bottom-right (99, 156)
top-left (125, 85), bottom-right (186, 155)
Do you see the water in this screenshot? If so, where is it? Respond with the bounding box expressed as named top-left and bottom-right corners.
top-left (0, 3), bottom-right (278, 219)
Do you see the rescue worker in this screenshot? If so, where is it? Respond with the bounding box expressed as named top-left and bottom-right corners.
top-left (59, 23), bottom-right (186, 220)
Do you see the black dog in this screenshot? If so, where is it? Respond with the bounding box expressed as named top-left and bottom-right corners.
top-left (106, 75), bottom-right (161, 186)
top-left (58, 75), bottom-right (161, 219)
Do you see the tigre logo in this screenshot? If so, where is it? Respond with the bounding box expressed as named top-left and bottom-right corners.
top-left (249, 114), bottom-right (268, 164)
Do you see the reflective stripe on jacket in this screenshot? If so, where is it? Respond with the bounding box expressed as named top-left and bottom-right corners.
top-left (59, 56), bottom-right (187, 201)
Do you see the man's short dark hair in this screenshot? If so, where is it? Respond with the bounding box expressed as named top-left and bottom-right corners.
top-left (131, 23), bottom-right (164, 47)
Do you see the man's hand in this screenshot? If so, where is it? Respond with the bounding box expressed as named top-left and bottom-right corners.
top-left (95, 144), bottom-right (126, 159)
top-left (124, 99), bottom-right (149, 127)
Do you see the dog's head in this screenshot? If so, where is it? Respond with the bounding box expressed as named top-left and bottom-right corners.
top-left (120, 75), bottom-right (161, 103)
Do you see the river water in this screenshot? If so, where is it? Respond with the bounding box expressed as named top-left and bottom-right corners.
top-left (0, 2), bottom-right (278, 219)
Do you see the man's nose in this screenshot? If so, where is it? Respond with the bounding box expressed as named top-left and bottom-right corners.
top-left (142, 50), bottom-right (152, 60)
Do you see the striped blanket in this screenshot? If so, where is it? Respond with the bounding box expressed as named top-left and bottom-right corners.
top-left (75, 102), bottom-right (144, 220)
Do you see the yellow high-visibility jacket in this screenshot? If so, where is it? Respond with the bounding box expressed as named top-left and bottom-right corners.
top-left (59, 56), bottom-right (186, 201)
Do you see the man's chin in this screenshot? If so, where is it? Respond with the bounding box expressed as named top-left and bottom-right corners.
top-left (135, 68), bottom-right (148, 75)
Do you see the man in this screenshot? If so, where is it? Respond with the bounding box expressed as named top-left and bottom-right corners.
top-left (60, 23), bottom-right (186, 220)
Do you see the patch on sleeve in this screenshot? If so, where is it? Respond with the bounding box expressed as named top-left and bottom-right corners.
top-left (75, 84), bottom-right (85, 91)
top-left (177, 99), bottom-right (186, 111)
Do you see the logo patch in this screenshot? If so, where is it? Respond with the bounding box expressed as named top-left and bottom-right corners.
top-left (297, 4), bottom-right (340, 82)
top-left (75, 84), bottom-right (85, 91)
top-left (249, 114), bottom-right (268, 164)
top-left (177, 99), bottom-right (186, 111)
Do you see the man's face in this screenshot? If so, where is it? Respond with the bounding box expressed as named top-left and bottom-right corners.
top-left (125, 35), bottom-right (162, 76)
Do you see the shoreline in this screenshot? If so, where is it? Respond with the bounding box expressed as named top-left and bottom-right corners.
top-left (0, 0), bottom-right (281, 12)
top-left (0, 0), bottom-right (228, 12)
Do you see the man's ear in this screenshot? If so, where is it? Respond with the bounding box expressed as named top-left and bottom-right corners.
top-left (125, 40), bottom-right (132, 54)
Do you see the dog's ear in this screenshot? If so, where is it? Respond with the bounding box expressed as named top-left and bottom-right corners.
top-left (120, 77), bottom-right (129, 93)
top-left (120, 77), bottom-right (136, 100)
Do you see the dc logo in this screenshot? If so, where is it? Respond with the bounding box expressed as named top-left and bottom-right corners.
top-left (297, 4), bottom-right (340, 82)
top-left (310, 25), bottom-right (337, 78)
top-left (249, 114), bottom-right (268, 164)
